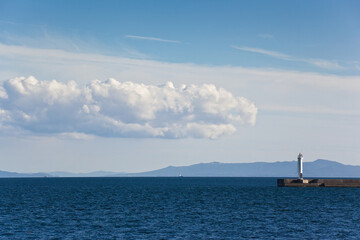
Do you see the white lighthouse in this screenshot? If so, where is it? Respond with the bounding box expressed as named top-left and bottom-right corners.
top-left (297, 153), bottom-right (303, 179)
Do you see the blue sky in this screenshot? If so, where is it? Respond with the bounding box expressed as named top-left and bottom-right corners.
top-left (2, 0), bottom-right (360, 71)
top-left (0, 0), bottom-right (359, 173)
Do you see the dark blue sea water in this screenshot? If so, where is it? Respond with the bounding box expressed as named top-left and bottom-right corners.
top-left (0, 177), bottom-right (359, 239)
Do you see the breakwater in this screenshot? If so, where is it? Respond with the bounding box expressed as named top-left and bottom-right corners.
top-left (277, 178), bottom-right (360, 187)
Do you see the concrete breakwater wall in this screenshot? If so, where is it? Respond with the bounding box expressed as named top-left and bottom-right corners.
top-left (277, 178), bottom-right (360, 187)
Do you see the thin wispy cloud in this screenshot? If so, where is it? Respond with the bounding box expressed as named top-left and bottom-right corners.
top-left (260, 104), bottom-right (360, 117)
top-left (0, 43), bottom-right (359, 124)
top-left (1, 43), bottom-right (358, 92)
top-left (350, 61), bottom-right (360, 71)
top-left (307, 59), bottom-right (343, 70)
top-left (258, 34), bottom-right (274, 39)
top-left (232, 46), bottom-right (344, 70)
top-left (233, 46), bottom-right (290, 60)
top-left (0, 20), bottom-right (46, 28)
top-left (125, 35), bottom-right (181, 44)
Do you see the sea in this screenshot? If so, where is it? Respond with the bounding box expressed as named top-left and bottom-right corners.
top-left (0, 177), bottom-right (359, 239)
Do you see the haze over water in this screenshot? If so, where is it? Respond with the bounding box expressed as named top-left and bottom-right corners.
top-left (1, 177), bottom-right (359, 239)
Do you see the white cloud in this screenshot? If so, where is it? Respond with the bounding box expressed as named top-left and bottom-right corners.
top-left (125, 35), bottom-right (181, 44)
top-left (182, 123), bottom-right (236, 139)
top-left (59, 132), bottom-right (95, 140)
top-left (0, 76), bottom-right (257, 139)
top-left (232, 46), bottom-right (344, 70)
top-left (0, 85), bottom-right (7, 99)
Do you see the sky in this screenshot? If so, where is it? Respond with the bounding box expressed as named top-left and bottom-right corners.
top-left (0, 0), bottom-right (359, 173)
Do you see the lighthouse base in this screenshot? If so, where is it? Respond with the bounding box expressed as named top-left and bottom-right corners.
top-left (298, 179), bottom-right (309, 184)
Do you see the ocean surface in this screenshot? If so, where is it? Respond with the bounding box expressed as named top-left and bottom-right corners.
top-left (0, 177), bottom-right (359, 239)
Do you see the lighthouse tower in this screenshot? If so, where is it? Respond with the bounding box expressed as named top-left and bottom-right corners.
top-left (297, 153), bottom-right (303, 179)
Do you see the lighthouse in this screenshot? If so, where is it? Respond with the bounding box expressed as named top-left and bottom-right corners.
top-left (278, 153), bottom-right (360, 187)
top-left (297, 153), bottom-right (303, 179)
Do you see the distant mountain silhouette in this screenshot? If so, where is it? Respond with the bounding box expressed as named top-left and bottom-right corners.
top-left (120, 159), bottom-right (360, 177)
top-left (49, 171), bottom-right (119, 177)
top-left (0, 170), bottom-right (119, 178)
top-left (0, 170), bottom-right (51, 178)
top-left (304, 159), bottom-right (360, 177)
top-left (1, 159), bottom-right (359, 178)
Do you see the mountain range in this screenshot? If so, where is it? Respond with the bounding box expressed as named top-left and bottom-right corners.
top-left (1, 159), bottom-right (360, 178)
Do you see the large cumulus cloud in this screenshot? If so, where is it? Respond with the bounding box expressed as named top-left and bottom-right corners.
top-left (0, 76), bottom-right (257, 139)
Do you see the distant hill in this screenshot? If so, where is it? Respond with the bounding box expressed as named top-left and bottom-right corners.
top-left (120, 159), bottom-right (360, 177)
top-left (0, 170), bottom-right (51, 178)
top-left (124, 161), bottom-right (297, 177)
top-left (304, 159), bottom-right (360, 178)
top-left (0, 170), bottom-right (119, 178)
top-left (49, 171), bottom-right (119, 177)
top-left (1, 159), bottom-right (359, 178)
